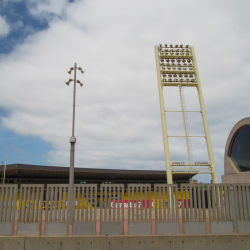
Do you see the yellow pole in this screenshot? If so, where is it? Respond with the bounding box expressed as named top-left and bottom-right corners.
top-left (190, 46), bottom-right (218, 183)
top-left (154, 45), bottom-right (173, 184)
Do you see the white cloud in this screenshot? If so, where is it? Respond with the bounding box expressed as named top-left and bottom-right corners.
top-left (1, 0), bottom-right (250, 183)
top-left (26, 0), bottom-right (69, 20)
top-left (0, 15), bottom-right (10, 37)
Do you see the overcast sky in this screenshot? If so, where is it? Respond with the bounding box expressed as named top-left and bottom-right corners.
top-left (0, 0), bottom-right (249, 183)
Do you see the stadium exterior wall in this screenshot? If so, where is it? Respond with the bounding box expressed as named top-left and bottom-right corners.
top-left (222, 117), bottom-right (250, 184)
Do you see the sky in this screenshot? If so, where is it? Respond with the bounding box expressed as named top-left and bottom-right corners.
top-left (0, 0), bottom-right (250, 183)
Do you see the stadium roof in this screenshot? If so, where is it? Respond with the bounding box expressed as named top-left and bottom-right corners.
top-left (0, 164), bottom-right (196, 182)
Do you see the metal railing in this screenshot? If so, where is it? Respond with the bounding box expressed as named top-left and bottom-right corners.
top-left (0, 184), bottom-right (17, 236)
top-left (207, 184), bottom-right (234, 234)
top-left (100, 184), bottom-right (124, 235)
top-left (72, 184), bottom-right (97, 235)
top-left (17, 184), bottom-right (44, 236)
top-left (44, 184), bottom-right (69, 236)
top-left (233, 184), bottom-right (250, 234)
top-left (0, 183), bottom-right (249, 235)
top-left (181, 184), bottom-right (207, 234)
top-left (154, 184), bottom-right (179, 235)
top-left (128, 184), bottom-right (151, 235)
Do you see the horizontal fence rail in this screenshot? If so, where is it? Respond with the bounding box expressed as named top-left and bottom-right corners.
top-left (0, 183), bottom-right (249, 236)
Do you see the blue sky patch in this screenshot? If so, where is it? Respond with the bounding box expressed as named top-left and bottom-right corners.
top-left (0, 107), bottom-right (51, 166)
top-left (0, 125), bottom-right (52, 166)
top-left (0, 1), bottom-right (49, 54)
top-left (0, 108), bottom-right (9, 117)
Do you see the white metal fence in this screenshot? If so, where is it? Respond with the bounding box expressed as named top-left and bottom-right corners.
top-left (100, 184), bottom-right (124, 235)
top-left (0, 183), bottom-right (249, 235)
top-left (44, 184), bottom-right (69, 235)
top-left (72, 184), bottom-right (97, 235)
top-left (207, 184), bottom-right (234, 234)
top-left (181, 184), bottom-right (207, 234)
top-left (17, 184), bottom-right (44, 236)
top-left (0, 184), bottom-right (17, 236)
top-left (233, 184), bottom-right (250, 234)
top-left (154, 184), bottom-right (179, 235)
top-left (128, 184), bottom-right (152, 235)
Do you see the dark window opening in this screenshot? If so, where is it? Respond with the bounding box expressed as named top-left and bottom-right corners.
top-left (230, 125), bottom-right (250, 172)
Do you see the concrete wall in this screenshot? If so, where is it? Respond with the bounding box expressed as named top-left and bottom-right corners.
top-left (223, 117), bottom-right (250, 182)
top-left (0, 235), bottom-right (249, 250)
top-left (222, 171), bottom-right (250, 184)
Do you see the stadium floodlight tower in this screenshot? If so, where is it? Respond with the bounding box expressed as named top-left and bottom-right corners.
top-left (154, 44), bottom-right (218, 184)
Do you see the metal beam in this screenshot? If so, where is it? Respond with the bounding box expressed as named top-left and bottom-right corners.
top-left (154, 45), bottom-right (173, 184)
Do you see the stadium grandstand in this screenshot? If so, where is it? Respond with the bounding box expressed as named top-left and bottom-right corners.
top-left (0, 163), bottom-right (197, 186)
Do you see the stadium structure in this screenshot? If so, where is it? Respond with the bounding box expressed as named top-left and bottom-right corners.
top-left (0, 164), bottom-right (196, 186)
top-left (0, 44), bottom-right (218, 186)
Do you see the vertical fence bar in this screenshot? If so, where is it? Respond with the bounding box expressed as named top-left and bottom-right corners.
top-left (6, 187), bottom-right (13, 222)
top-left (0, 187), bottom-right (4, 222)
top-left (90, 186), bottom-right (93, 222)
top-left (117, 186), bottom-right (120, 222)
top-left (246, 186), bottom-right (250, 221)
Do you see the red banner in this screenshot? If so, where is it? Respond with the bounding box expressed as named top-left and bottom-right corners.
top-left (111, 200), bottom-right (153, 209)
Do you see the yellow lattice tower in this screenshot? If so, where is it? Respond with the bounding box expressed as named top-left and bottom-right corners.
top-left (154, 44), bottom-right (218, 184)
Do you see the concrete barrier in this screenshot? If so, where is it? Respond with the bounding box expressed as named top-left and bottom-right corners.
top-left (0, 235), bottom-right (249, 250)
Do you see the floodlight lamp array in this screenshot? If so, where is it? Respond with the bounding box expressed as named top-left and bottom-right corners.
top-left (159, 44), bottom-right (189, 48)
top-left (157, 44), bottom-right (197, 85)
